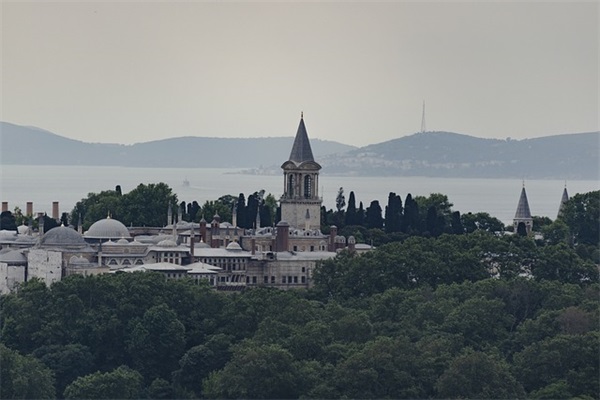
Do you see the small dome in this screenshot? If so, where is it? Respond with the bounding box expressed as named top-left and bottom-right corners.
top-left (117, 238), bottom-right (129, 245)
top-left (15, 236), bottom-right (37, 244)
top-left (85, 217), bottom-right (131, 240)
top-left (157, 239), bottom-right (177, 247)
top-left (17, 224), bottom-right (30, 235)
top-left (69, 255), bottom-right (90, 265)
top-left (40, 226), bottom-right (87, 247)
top-left (0, 249), bottom-right (26, 264)
top-left (226, 241), bottom-right (242, 251)
top-left (0, 230), bottom-right (17, 240)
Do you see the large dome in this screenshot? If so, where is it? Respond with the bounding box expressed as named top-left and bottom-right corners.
top-left (85, 217), bottom-right (131, 240)
top-left (40, 225), bottom-right (87, 247)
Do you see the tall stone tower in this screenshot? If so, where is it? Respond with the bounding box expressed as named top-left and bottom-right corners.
top-left (280, 113), bottom-right (322, 230)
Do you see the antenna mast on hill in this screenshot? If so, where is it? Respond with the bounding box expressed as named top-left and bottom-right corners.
top-left (420, 100), bottom-right (426, 133)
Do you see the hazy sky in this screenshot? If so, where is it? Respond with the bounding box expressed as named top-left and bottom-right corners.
top-left (1, 1), bottom-right (598, 147)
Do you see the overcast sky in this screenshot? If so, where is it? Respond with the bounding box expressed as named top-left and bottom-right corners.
top-left (1, 1), bottom-right (598, 147)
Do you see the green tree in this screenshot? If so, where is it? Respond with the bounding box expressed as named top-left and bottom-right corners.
top-left (119, 183), bottom-right (178, 227)
top-left (0, 210), bottom-right (18, 231)
top-left (335, 187), bottom-right (345, 212)
top-left (384, 192), bottom-right (402, 233)
top-left (202, 343), bottom-right (301, 399)
top-left (513, 332), bottom-right (599, 398)
top-left (334, 336), bottom-right (425, 399)
top-left (126, 303), bottom-right (186, 381)
top-left (461, 212), bottom-right (504, 233)
top-left (70, 189), bottom-right (123, 231)
top-left (32, 344), bottom-right (94, 397)
top-left (436, 350), bottom-right (525, 399)
top-left (344, 191), bottom-right (358, 226)
top-left (559, 190), bottom-right (599, 246)
top-left (0, 343), bottom-right (56, 399)
top-left (63, 365), bottom-right (143, 399)
top-left (365, 200), bottom-right (384, 229)
top-left (172, 334), bottom-right (233, 397)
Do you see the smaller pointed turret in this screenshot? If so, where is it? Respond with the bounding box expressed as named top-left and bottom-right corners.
top-left (558, 185), bottom-right (569, 219)
top-left (513, 184), bottom-right (533, 235)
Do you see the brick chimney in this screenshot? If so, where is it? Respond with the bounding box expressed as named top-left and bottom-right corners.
top-left (52, 201), bottom-right (59, 220)
top-left (276, 221), bottom-right (290, 252)
top-left (26, 202), bottom-right (33, 216)
top-left (329, 225), bottom-right (338, 252)
top-left (1, 202), bottom-right (7, 212)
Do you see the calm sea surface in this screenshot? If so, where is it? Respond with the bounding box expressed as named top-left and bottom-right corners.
top-left (1, 165), bottom-right (597, 225)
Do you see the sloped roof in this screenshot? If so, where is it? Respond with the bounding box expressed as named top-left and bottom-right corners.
top-left (514, 187), bottom-right (532, 219)
top-left (558, 187), bottom-right (569, 218)
top-left (288, 115), bottom-right (315, 163)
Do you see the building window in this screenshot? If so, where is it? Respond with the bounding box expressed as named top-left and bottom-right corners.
top-left (302, 276), bottom-right (306, 284)
top-left (293, 245), bottom-right (298, 252)
top-left (302, 267), bottom-right (305, 272)
top-left (282, 276), bottom-right (286, 283)
top-left (294, 276), bottom-right (298, 283)
top-left (304, 175), bottom-right (312, 198)
top-left (288, 174), bottom-right (295, 196)
top-left (310, 246), bottom-right (314, 252)
top-left (271, 276), bottom-right (275, 283)
top-left (264, 276), bottom-right (268, 283)
top-left (252, 276), bottom-right (257, 284)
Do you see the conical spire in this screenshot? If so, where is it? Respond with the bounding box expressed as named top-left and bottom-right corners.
top-left (514, 186), bottom-right (532, 219)
top-left (288, 112), bottom-right (315, 163)
top-left (558, 185), bottom-right (569, 218)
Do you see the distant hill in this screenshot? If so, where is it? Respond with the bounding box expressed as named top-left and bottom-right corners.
top-left (0, 122), bottom-right (356, 168)
top-left (1, 122), bottom-right (597, 179)
top-left (320, 131), bottom-right (599, 180)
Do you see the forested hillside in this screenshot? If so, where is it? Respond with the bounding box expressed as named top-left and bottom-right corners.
top-left (321, 131), bottom-right (599, 179)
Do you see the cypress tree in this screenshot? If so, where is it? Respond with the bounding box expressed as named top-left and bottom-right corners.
top-left (365, 200), bottom-right (384, 229)
top-left (345, 191), bottom-right (357, 226)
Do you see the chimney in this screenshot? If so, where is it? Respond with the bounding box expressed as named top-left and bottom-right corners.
top-left (276, 221), bottom-right (290, 252)
top-left (232, 203), bottom-right (237, 228)
top-left (38, 214), bottom-right (45, 235)
top-left (329, 225), bottom-right (338, 252)
top-left (190, 224), bottom-right (195, 261)
top-left (200, 217), bottom-right (207, 243)
top-left (251, 237), bottom-right (256, 256)
top-left (1, 202), bottom-right (7, 212)
top-left (26, 202), bottom-right (33, 216)
top-left (52, 201), bottom-right (59, 220)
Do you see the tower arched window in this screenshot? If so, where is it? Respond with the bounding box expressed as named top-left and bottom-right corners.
top-left (304, 175), bottom-right (312, 199)
top-left (288, 174), bottom-right (295, 197)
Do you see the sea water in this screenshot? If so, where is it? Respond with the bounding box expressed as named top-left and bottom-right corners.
top-left (1, 165), bottom-right (597, 225)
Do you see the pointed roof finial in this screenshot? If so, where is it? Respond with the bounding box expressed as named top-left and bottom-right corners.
top-left (289, 114), bottom-right (315, 163)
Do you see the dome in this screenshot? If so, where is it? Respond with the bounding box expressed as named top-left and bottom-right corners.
top-left (117, 238), bottom-right (130, 245)
top-left (0, 249), bottom-right (27, 264)
top-left (69, 255), bottom-right (91, 265)
top-left (85, 217), bottom-right (131, 240)
top-left (17, 224), bottom-right (30, 235)
top-left (40, 226), bottom-right (87, 247)
top-left (0, 230), bottom-right (17, 241)
top-left (226, 241), bottom-right (242, 251)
